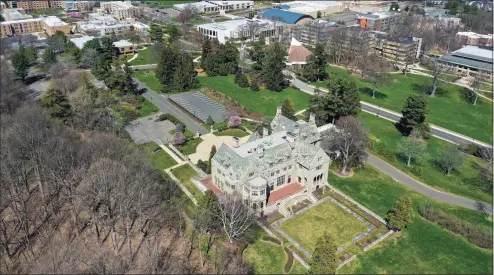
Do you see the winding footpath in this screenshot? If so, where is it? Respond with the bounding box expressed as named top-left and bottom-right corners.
top-left (367, 154), bottom-right (492, 214)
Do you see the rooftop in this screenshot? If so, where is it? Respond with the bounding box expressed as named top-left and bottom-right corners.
top-left (358, 12), bottom-right (393, 19)
top-left (455, 45), bottom-right (493, 60)
top-left (233, 131), bottom-right (289, 158)
top-left (43, 16), bottom-right (68, 27)
top-left (198, 18), bottom-right (272, 32)
top-left (2, 8), bottom-right (33, 21)
top-left (209, 1), bottom-right (253, 6)
top-left (456, 31), bottom-right (493, 39)
top-left (288, 37), bottom-right (312, 64)
top-left (173, 1), bottom-right (217, 9)
top-left (113, 39), bottom-right (133, 47)
top-left (267, 182), bottom-right (304, 205)
top-left (1, 18), bottom-right (43, 25)
top-left (70, 35), bottom-right (96, 49)
top-left (439, 45), bottom-right (492, 72)
top-left (276, 1), bottom-right (342, 13)
top-left (388, 36), bottom-right (415, 44)
top-left (263, 8), bottom-right (314, 24)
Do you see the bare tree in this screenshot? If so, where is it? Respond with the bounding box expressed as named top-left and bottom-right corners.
top-left (322, 116), bottom-right (369, 175)
top-left (52, 71), bottom-right (82, 94)
top-left (435, 144), bottom-right (464, 175)
top-left (0, 59), bottom-right (24, 115)
top-left (362, 54), bottom-right (391, 98)
top-left (217, 193), bottom-right (256, 244)
top-left (469, 71), bottom-right (490, 105)
top-left (397, 130), bottom-right (427, 166)
top-left (176, 4), bottom-right (199, 25)
top-left (49, 61), bottom-right (72, 79)
top-left (428, 59), bottom-right (451, 97)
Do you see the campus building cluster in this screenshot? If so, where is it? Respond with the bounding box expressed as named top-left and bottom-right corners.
top-left (5, 0), bottom-right (91, 11)
top-left (1, 16), bottom-right (69, 37)
top-left (173, 1), bottom-right (254, 13)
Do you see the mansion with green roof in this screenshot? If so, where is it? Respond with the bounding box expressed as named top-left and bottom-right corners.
top-left (211, 107), bottom-right (331, 215)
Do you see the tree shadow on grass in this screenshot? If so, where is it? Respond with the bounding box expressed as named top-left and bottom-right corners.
top-left (411, 83), bottom-right (448, 98)
top-left (360, 87), bottom-right (388, 99)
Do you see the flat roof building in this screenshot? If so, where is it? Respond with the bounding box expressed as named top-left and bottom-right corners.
top-left (101, 1), bottom-right (140, 20)
top-left (263, 8), bottom-right (314, 25)
top-left (273, 1), bottom-right (343, 18)
top-left (198, 18), bottom-right (281, 44)
top-left (206, 1), bottom-right (253, 11)
top-left (438, 45), bottom-right (493, 76)
top-left (43, 15), bottom-right (71, 36)
top-left (1, 18), bottom-right (44, 37)
top-left (456, 32), bottom-right (493, 47)
top-left (173, 1), bottom-right (219, 13)
top-left (356, 12), bottom-right (397, 32)
top-left (70, 35), bottom-right (96, 49)
top-left (2, 8), bottom-right (33, 21)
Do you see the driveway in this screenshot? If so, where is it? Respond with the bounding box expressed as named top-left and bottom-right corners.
top-left (188, 133), bottom-right (250, 163)
top-left (125, 113), bottom-right (175, 144)
top-left (367, 154), bottom-right (492, 214)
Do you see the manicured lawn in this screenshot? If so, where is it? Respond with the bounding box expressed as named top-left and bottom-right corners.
top-left (133, 70), bottom-right (163, 92)
top-left (214, 129), bottom-right (250, 137)
top-left (178, 138), bottom-right (203, 155)
top-left (169, 128), bottom-right (195, 138)
top-left (241, 120), bottom-right (256, 131)
top-left (328, 165), bottom-right (492, 274)
top-left (171, 16), bottom-right (206, 24)
top-left (170, 164), bottom-right (203, 200)
top-left (313, 66), bottom-right (493, 143)
top-left (129, 47), bottom-right (155, 66)
top-left (280, 200), bottom-right (368, 252)
top-left (243, 232), bottom-right (307, 274)
top-left (139, 142), bottom-right (177, 176)
top-left (138, 98), bottom-right (159, 117)
top-left (358, 112), bottom-right (491, 203)
top-left (199, 75), bottom-right (310, 116)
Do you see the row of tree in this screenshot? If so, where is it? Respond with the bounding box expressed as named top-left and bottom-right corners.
top-left (155, 44), bottom-right (199, 93)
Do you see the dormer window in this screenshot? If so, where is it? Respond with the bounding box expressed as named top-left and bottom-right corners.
top-left (249, 172), bottom-right (254, 177)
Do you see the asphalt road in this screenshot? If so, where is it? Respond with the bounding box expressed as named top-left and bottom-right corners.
top-left (291, 77), bottom-right (492, 148)
top-left (368, 154), bottom-right (492, 214)
top-left (134, 79), bottom-right (209, 135)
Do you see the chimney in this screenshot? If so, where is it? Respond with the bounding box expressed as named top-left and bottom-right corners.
top-left (309, 112), bottom-right (316, 124)
top-left (257, 144), bottom-right (264, 158)
top-left (263, 127), bottom-right (269, 137)
top-left (233, 136), bottom-right (239, 148)
top-left (276, 106), bottom-right (281, 115)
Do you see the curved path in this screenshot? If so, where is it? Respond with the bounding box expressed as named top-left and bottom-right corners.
top-left (367, 154), bottom-right (492, 214)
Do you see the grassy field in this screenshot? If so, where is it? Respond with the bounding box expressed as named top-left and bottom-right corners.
top-left (129, 48), bottom-right (155, 66)
top-left (214, 129), bottom-right (250, 137)
top-left (138, 98), bottom-right (159, 117)
top-left (358, 112), bottom-right (491, 203)
top-left (243, 232), bottom-right (307, 274)
top-left (170, 164), bottom-right (203, 200)
top-left (329, 166), bottom-right (492, 274)
top-left (313, 66), bottom-right (493, 143)
top-left (178, 138), bottom-right (203, 155)
top-left (171, 17), bottom-right (206, 24)
top-left (133, 70), bottom-right (163, 92)
top-left (199, 75), bottom-right (310, 116)
top-left (139, 142), bottom-right (177, 176)
top-left (280, 200), bottom-right (368, 252)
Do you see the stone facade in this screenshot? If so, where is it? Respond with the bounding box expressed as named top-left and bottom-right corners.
top-left (211, 107), bottom-right (331, 214)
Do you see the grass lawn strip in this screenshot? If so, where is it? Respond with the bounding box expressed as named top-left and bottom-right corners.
top-left (178, 138), bottom-right (203, 155)
top-left (138, 98), bottom-right (159, 117)
top-left (138, 142), bottom-right (177, 177)
top-left (214, 128), bottom-right (249, 137)
top-left (328, 165), bottom-right (492, 274)
top-left (170, 164), bottom-right (203, 200)
top-left (199, 75), bottom-right (310, 116)
top-left (133, 70), bottom-right (163, 92)
top-left (279, 199), bottom-right (369, 253)
top-left (313, 66), bottom-right (493, 143)
top-left (129, 47), bottom-right (154, 66)
top-left (358, 112), bottom-right (491, 203)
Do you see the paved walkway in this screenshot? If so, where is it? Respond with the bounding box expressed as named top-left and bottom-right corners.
top-left (367, 154), bottom-right (492, 214)
top-left (188, 133), bottom-right (250, 163)
top-left (135, 78), bottom-right (209, 135)
top-left (290, 76), bottom-right (492, 149)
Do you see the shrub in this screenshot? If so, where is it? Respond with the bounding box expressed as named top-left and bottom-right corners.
top-left (261, 235), bottom-right (281, 245)
top-left (410, 166), bottom-right (422, 177)
top-left (283, 247), bottom-right (294, 274)
top-left (175, 123), bottom-right (185, 133)
top-left (173, 132), bottom-right (185, 146)
top-left (418, 204), bottom-right (492, 249)
top-left (197, 159), bottom-right (208, 172)
top-left (228, 115), bottom-right (241, 128)
top-left (376, 141), bottom-right (396, 161)
top-left (156, 113), bottom-right (180, 124)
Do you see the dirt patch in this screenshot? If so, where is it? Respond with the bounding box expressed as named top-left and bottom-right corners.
top-left (330, 168), bottom-right (355, 178)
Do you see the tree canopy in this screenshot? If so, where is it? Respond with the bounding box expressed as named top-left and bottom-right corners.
top-left (309, 231), bottom-right (338, 274)
top-left (396, 94), bottom-right (429, 137)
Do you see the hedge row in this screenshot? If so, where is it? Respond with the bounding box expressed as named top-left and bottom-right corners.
top-left (419, 204), bottom-right (492, 249)
top-left (156, 113), bottom-right (180, 124)
top-left (283, 247), bottom-right (294, 274)
top-left (261, 235), bottom-right (281, 246)
top-left (328, 190), bottom-right (384, 229)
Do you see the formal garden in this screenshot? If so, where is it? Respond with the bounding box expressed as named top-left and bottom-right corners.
top-left (312, 66), bottom-right (493, 144)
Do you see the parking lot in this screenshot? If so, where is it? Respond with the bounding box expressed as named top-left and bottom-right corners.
top-left (169, 91), bottom-right (226, 123)
top-left (125, 113), bottom-right (175, 144)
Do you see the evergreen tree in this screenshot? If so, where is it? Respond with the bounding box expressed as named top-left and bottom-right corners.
top-left (396, 94), bottom-right (430, 137)
top-left (250, 78), bottom-right (260, 91)
top-left (281, 99), bottom-right (296, 120)
top-left (234, 69), bottom-right (242, 84)
top-left (40, 88), bottom-right (72, 121)
top-left (206, 145), bottom-right (216, 174)
top-left (172, 53), bottom-right (200, 92)
top-left (309, 232), bottom-right (337, 274)
top-left (386, 196), bottom-right (413, 231)
top-left (261, 43), bottom-right (287, 92)
top-left (83, 38), bottom-right (101, 51)
top-left (249, 40), bottom-right (265, 72)
top-left (91, 55), bottom-right (111, 81)
top-left (148, 24), bottom-right (164, 43)
top-left (166, 24), bottom-right (181, 43)
top-left (300, 44), bottom-right (328, 82)
top-left (100, 37), bottom-right (117, 61)
top-left (107, 64), bottom-right (138, 95)
top-left (155, 45), bottom-right (178, 92)
top-left (198, 190), bottom-right (220, 224)
top-left (258, 33), bottom-right (265, 45)
top-left (237, 72), bottom-right (249, 88)
top-left (206, 115), bottom-right (214, 125)
top-left (317, 10), bottom-right (322, 18)
top-left (204, 42), bottom-right (238, 76)
top-left (12, 44), bottom-right (31, 81)
top-left (201, 37), bottom-right (211, 68)
top-left (42, 48), bottom-right (57, 66)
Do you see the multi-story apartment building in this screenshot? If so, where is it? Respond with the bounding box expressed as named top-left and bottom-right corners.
top-left (206, 1), bottom-right (253, 11)
top-left (456, 32), bottom-right (493, 47)
top-left (76, 16), bottom-right (149, 37)
top-left (7, 1), bottom-right (50, 11)
top-left (1, 18), bottom-right (44, 37)
top-left (50, 1), bottom-right (91, 11)
top-left (356, 12), bottom-right (397, 32)
top-left (293, 19), bottom-right (338, 49)
top-left (210, 108), bottom-right (331, 214)
top-left (377, 36), bottom-right (422, 62)
top-left (43, 15), bottom-right (70, 36)
top-left (101, 1), bottom-right (140, 20)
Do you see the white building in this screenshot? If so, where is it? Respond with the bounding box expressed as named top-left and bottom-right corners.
top-left (76, 15), bottom-right (148, 37)
top-left (210, 108), bottom-right (331, 214)
top-left (197, 18), bottom-right (281, 44)
top-left (207, 1), bottom-right (254, 11)
top-left (274, 1), bottom-right (343, 17)
top-left (173, 1), bottom-right (219, 13)
top-left (2, 8), bottom-right (32, 21)
top-left (70, 35), bottom-right (96, 49)
top-left (100, 1), bottom-right (140, 20)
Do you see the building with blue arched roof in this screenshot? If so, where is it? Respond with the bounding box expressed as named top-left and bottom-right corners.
top-left (263, 8), bottom-right (314, 25)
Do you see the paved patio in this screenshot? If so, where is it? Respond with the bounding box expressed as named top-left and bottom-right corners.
top-left (188, 133), bottom-right (250, 163)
